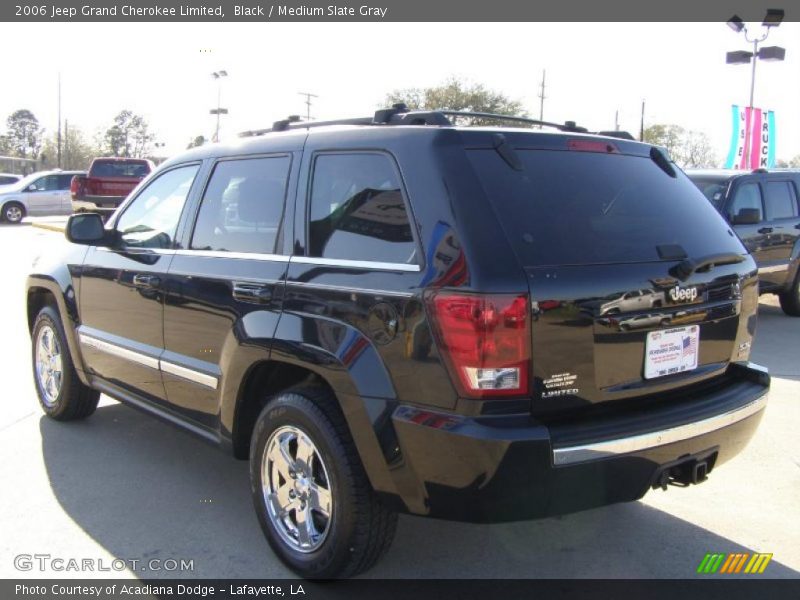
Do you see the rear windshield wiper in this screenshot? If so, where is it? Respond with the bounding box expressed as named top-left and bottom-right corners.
top-left (670, 253), bottom-right (745, 280)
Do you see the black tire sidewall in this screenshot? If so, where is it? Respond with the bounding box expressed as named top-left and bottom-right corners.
top-left (249, 393), bottom-right (359, 578)
top-left (32, 306), bottom-right (75, 417)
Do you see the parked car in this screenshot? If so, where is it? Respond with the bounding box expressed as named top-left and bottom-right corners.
top-left (0, 173), bottom-right (22, 186)
top-left (0, 170), bottom-right (84, 223)
top-left (71, 157), bottom-right (154, 217)
top-left (27, 106), bottom-right (769, 578)
top-left (599, 288), bottom-right (664, 315)
top-left (686, 168), bottom-right (800, 315)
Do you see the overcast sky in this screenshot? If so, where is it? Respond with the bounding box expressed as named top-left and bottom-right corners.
top-left (2, 21), bottom-right (798, 162)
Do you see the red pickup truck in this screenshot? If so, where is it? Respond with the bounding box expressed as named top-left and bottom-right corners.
top-left (71, 157), bottom-right (153, 216)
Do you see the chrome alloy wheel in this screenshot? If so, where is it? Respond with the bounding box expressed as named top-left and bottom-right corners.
top-left (262, 425), bottom-right (333, 553)
top-left (35, 325), bottom-right (63, 406)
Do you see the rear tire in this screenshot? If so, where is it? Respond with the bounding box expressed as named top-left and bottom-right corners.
top-left (249, 387), bottom-right (397, 578)
top-left (31, 306), bottom-right (99, 420)
top-left (778, 271), bottom-right (800, 316)
top-left (3, 201), bottom-right (25, 224)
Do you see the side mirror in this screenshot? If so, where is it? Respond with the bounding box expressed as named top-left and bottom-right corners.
top-left (732, 208), bottom-right (761, 225)
top-left (65, 213), bottom-right (108, 246)
top-left (25, 185), bottom-right (38, 193)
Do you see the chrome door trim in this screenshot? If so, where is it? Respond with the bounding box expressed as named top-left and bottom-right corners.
top-left (290, 255), bottom-right (421, 272)
top-left (159, 359), bottom-right (218, 390)
top-left (78, 333), bottom-right (160, 370)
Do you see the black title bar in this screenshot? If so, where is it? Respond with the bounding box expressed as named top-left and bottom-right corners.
top-left (1, 0), bottom-right (796, 22)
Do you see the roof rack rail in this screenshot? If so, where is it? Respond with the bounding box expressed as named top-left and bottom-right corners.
top-left (239, 104), bottom-right (596, 137)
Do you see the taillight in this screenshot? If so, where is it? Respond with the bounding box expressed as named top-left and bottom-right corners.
top-left (69, 176), bottom-right (79, 196)
top-left (567, 139), bottom-right (618, 153)
top-left (426, 293), bottom-right (531, 399)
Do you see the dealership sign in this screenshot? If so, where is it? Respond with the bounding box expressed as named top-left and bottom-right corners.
top-left (725, 105), bottom-right (776, 170)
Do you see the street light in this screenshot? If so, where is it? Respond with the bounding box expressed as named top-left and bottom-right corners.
top-left (725, 9), bottom-right (786, 165)
top-left (210, 70), bottom-right (229, 142)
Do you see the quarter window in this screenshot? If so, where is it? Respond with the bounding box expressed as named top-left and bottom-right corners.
top-left (728, 183), bottom-right (763, 222)
top-left (308, 153), bottom-right (416, 264)
top-left (116, 165), bottom-right (199, 249)
top-left (191, 156), bottom-right (290, 254)
top-left (763, 181), bottom-right (798, 220)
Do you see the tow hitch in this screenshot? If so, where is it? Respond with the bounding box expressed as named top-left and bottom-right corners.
top-left (652, 450), bottom-right (718, 490)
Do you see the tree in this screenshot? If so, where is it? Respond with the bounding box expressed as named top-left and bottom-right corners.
top-left (644, 123), bottom-right (716, 169)
top-left (40, 126), bottom-right (101, 171)
top-left (104, 110), bottom-right (154, 158)
top-left (385, 77), bottom-right (528, 126)
top-left (187, 135), bottom-right (207, 149)
top-left (6, 109), bottom-right (43, 159)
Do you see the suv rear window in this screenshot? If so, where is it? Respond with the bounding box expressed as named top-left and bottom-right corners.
top-left (90, 160), bottom-right (150, 178)
top-left (468, 149), bottom-right (745, 267)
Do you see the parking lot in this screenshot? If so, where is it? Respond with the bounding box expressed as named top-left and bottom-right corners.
top-left (0, 220), bottom-right (798, 579)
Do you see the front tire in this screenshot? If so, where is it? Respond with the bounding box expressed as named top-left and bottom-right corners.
top-left (3, 201), bottom-right (25, 224)
top-left (778, 270), bottom-right (800, 316)
top-left (32, 306), bottom-right (99, 420)
top-left (250, 387), bottom-right (397, 578)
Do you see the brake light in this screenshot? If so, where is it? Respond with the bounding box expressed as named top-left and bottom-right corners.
top-left (567, 139), bottom-right (618, 153)
top-left (69, 176), bottom-right (79, 197)
top-left (426, 293), bottom-right (531, 398)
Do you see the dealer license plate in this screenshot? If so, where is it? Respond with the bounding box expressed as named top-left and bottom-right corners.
top-left (644, 325), bottom-right (699, 379)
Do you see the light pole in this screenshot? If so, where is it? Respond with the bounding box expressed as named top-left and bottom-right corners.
top-left (210, 70), bottom-right (229, 142)
top-left (725, 10), bottom-right (786, 165)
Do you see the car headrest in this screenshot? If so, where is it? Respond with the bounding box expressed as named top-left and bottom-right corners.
top-left (236, 178), bottom-right (285, 224)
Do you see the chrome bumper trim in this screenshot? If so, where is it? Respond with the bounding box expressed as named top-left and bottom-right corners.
top-left (552, 392), bottom-right (768, 466)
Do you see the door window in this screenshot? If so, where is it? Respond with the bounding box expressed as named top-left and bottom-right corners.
top-left (308, 153), bottom-right (417, 264)
top-left (763, 181), bottom-right (798, 220)
top-left (28, 175), bottom-right (59, 192)
top-left (116, 165), bottom-right (199, 249)
top-left (191, 156), bottom-right (290, 254)
top-left (728, 183), bottom-right (763, 222)
top-left (57, 174), bottom-right (76, 190)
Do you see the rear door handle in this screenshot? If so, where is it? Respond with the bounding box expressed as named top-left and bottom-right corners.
top-left (232, 282), bottom-right (272, 304)
top-left (758, 227), bottom-right (773, 234)
top-left (133, 274), bottom-right (161, 288)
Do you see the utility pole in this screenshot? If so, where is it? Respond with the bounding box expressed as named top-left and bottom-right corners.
top-left (64, 119), bottom-right (68, 169)
top-left (639, 99), bottom-right (646, 141)
top-left (537, 70), bottom-right (546, 127)
top-left (614, 109), bottom-right (619, 131)
top-left (210, 70), bottom-right (229, 143)
top-left (57, 73), bottom-right (62, 168)
top-left (298, 91), bottom-right (318, 121)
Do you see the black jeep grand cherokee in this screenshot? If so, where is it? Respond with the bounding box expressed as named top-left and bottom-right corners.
top-left (27, 106), bottom-right (769, 578)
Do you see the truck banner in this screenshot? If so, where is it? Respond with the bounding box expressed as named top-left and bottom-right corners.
top-left (725, 105), bottom-right (776, 170)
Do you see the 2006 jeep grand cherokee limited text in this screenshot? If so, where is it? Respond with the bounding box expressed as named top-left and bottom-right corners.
top-left (27, 106), bottom-right (770, 578)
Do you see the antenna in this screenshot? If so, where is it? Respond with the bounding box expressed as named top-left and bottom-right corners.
top-left (298, 91), bottom-right (318, 122)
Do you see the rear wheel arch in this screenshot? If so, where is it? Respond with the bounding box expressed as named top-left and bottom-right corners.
top-left (231, 360), bottom-right (340, 459)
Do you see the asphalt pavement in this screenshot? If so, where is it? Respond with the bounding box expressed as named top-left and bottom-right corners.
top-left (1, 220), bottom-right (798, 579)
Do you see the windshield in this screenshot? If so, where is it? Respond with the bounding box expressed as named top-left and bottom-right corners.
top-left (469, 149), bottom-right (746, 267)
top-left (687, 176), bottom-right (731, 208)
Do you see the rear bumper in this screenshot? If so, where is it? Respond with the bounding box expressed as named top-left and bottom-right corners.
top-left (72, 196), bottom-right (124, 213)
top-left (387, 362), bottom-right (769, 522)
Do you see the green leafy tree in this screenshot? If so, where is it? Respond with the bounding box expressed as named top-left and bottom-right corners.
top-left (41, 126), bottom-right (101, 171)
top-left (6, 109), bottom-right (43, 159)
top-left (385, 77), bottom-right (528, 126)
top-left (644, 124), bottom-right (716, 168)
top-left (104, 110), bottom-right (154, 158)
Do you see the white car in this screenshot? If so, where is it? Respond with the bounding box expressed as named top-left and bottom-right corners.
top-left (0, 170), bottom-right (84, 223)
top-left (0, 173), bottom-right (22, 186)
